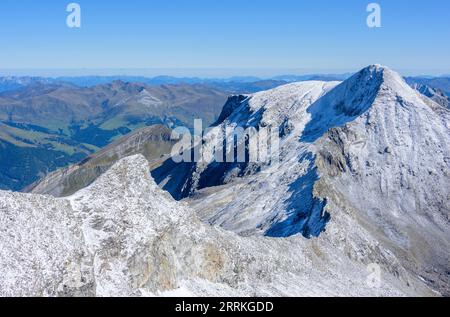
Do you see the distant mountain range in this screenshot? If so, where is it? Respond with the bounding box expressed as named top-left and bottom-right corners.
top-left (408, 82), bottom-right (450, 109)
top-left (26, 125), bottom-right (175, 197)
top-left (406, 76), bottom-right (450, 97)
top-left (0, 73), bottom-right (352, 93)
top-left (1, 72), bottom-right (449, 191)
top-left (2, 73), bottom-right (450, 95)
top-left (0, 81), bottom-right (228, 190)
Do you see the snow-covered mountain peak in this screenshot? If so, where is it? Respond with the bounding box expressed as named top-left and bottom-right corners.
top-left (359, 63), bottom-right (399, 79)
top-left (300, 64), bottom-right (439, 142)
top-left (339, 64), bottom-right (410, 97)
top-left (351, 64), bottom-right (430, 106)
top-left (221, 64), bottom-right (415, 142)
top-left (152, 65), bottom-right (449, 294)
top-left (214, 65), bottom-right (412, 137)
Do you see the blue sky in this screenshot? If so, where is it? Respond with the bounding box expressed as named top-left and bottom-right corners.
top-left (0, 0), bottom-right (449, 76)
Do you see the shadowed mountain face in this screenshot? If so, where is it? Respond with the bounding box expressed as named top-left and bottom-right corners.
top-left (26, 125), bottom-right (176, 197)
top-left (0, 81), bottom-right (228, 190)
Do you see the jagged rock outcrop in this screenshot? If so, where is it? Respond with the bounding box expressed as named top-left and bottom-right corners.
top-left (0, 154), bottom-right (440, 296)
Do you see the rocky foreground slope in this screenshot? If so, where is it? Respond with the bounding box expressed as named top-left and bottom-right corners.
top-left (0, 65), bottom-right (449, 297)
top-left (0, 155), bottom-right (439, 296)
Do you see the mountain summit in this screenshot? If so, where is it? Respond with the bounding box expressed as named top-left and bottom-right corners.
top-left (154, 65), bottom-right (450, 293)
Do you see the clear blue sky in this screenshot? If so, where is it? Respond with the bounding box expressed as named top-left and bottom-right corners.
top-left (0, 0), bottom-right (449, 76)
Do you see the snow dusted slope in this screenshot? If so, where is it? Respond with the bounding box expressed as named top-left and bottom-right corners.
top-left (0, 155), bottom-right (438, 296)
top-left (153, 81), bottom-right (340, 237)
top-left (314, 66), bottom-right (450, 293)
top-left (0, 192), bottom-right (90, 296)
top-left (155, 65), bottom-right (450, 294)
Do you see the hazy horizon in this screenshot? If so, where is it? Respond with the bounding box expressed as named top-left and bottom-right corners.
top-left (1, 0), bottom-right (450, 77)
top-left (1, 66), bottom-right (449, 79)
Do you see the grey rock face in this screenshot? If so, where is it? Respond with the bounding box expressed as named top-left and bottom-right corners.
top-left (0, 154), bottom-right (439, 297)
